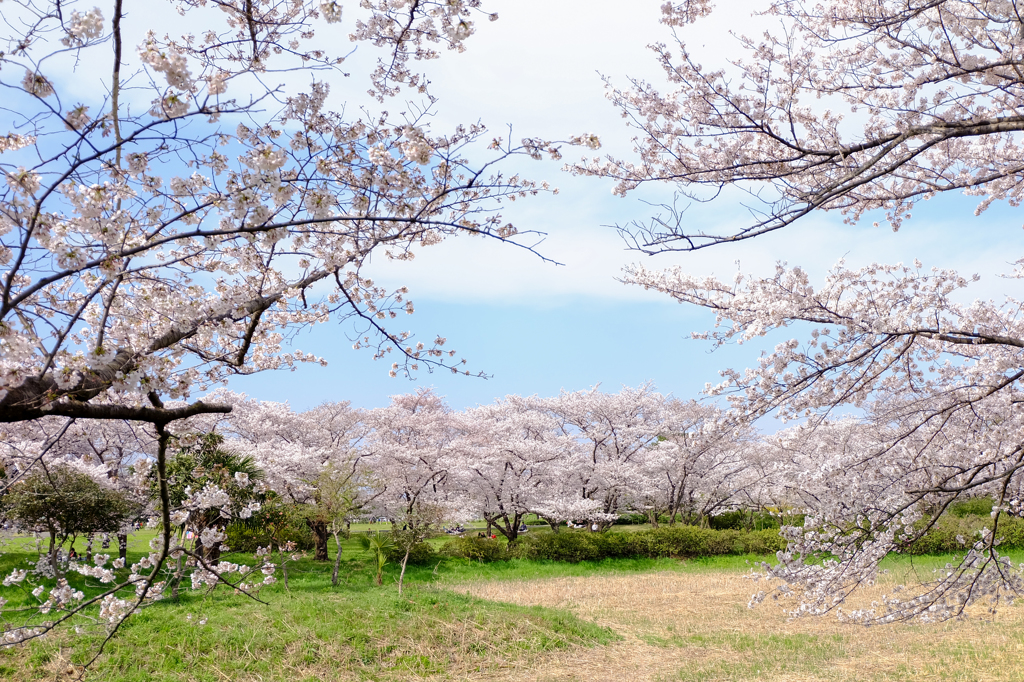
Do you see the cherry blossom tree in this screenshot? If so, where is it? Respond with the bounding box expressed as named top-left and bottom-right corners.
top-left (0, 415), bottom-right (155, 560)
top-left (457, 395), bottom-right (571, 542)
top-left (363, 388), bottom-right (463, 593)
top-left (575, 0), bottom-right (1024, 250)
top-left (642, 400), bottom-right (757, 526)
top-left (0, 0), bottom-right (590, 427)
top-left (579, 0), bottom-right (1024, 620)
top-left (542, 384), bottom-right (673, 529)
top-left (203, 392), bottom-right (369, 562)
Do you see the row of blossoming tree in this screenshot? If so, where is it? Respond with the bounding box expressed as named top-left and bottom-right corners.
top-left (7, 383), bottom-right (1021, 637)
top-left (1, 385), bottom-right (765, 642)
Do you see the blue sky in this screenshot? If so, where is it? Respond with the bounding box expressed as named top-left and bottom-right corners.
top-left (34, 0), bottom-right (1023, 414)
top-left (229, 0), bottom-right (1024, 413)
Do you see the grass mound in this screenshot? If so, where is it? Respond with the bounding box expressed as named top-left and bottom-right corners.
top-left (3, 585), bottom-right (616, 681)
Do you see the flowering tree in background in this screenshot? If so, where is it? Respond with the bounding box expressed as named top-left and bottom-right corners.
top-left (578, 0), bottom-right (1024, 620)
top-left (205, 393), bottom-right (369, 561)
top-left (458, 395), bottom-right (571, 542)
top-left (0, 415), bottom-right (155, 560)
top-left (543, 385), bottom-right (672, 529)
top-left (364, 388), bottom-right (463, 593)
top-left (642, 400), bottom-right (757, 526)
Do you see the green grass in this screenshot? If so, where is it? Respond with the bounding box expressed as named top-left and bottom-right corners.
top-left (3, 584), bottom-right (617, 681)
top-left (0, 531), bottom-right (619, 681)
top-left (5, 528), bottom-right (1024, 681)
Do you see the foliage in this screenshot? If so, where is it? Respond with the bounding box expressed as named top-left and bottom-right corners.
top-left (905, 515), bottom-right (1024, 556)
top-left (3, 466), bottom-right (134, 544)
top-left (439, 536), bottom-right (509, 563)
top-left (708, 510), bottom-right (787, 531)
top-left (359, 531), bottom-right (396, 586)
top-left (386, 541), bottom-right (438, 567)
top-left (224, 512), bottom-right (314, 553)
top-left (948, 498), bottom-right (996, 519)
top-left (442, 527), bottom-right (789, 564)
top-left (157, 432), bottom-right (265, 561)
top-left (160, 434), bottom-right (264, 511)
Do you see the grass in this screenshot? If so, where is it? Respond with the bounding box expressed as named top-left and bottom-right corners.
top-left (0, 531), bottom-right (617, 681)
top-left (3, 586), bottom-right (616, 681)
top-left (5, 530), bottom-right (1024, 680)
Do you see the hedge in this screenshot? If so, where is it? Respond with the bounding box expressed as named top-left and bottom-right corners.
top-left (904, 514), bottom-right (1024, 555)
top-left (439, 526), bottom-right (788, 563)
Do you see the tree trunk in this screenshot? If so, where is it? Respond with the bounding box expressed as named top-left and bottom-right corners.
top-left (398, 547), bottom-right (410, 596)
top-left (489, 515), bottom-right (519, 543)
top-left (307, 519), bottom-right (329, 561)
top-left (48, 529), bottom-right (59, 578)
top-left (171, 554), bottom-right (183, 600)
top-left (542, 516), bottom-right (560, 534)
top-left (203, 540), bottom-right (221, 563)
top-left (118, 532), bottom-right (128, 561)
top-left (331, 530), bottom-right (343, 586)
top-left (280, 550), bottom-right (290, 592)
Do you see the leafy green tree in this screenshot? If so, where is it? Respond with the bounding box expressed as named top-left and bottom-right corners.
top-left (158, 433), bottom-right (265, 561)
top-left (4, 467), bottom-right (134, 577)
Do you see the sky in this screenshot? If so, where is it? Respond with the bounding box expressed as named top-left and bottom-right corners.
top-left (39, 0), bottom-right (1024, 416)
top-left (228, 0), bottom-right (1024, 415)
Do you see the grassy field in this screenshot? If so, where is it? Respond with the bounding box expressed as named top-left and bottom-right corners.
top-left (3, 531), bottom-right (1024, 680)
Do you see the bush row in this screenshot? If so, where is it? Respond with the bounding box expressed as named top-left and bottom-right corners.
top-left (439, 526), bottom-right (788, 563)
top-left (436, 514), bottom-right (1024, 564)
top-left (612, 511), bottom-right (791, 530)
top-left (905, 514), bottom-right (1024, 555)
top-left (225, 518), bottom-right (315, 552)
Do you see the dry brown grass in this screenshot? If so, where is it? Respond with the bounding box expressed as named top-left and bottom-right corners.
top-left (446, 567), bottom-right (1024, 682)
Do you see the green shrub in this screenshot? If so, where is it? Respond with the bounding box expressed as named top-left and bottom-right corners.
top-left (904, 513), bottom-right (1024, 554)
top-left (948, 497), bottom-right (995, 518)
top-left (225, 517), bottom-right (314, 552)
top-left (509, 526), bottom-right (788, 563)
top-left (707, 510), bottom-right (785, 531)
top-left (388, 541), bottom-right (438, 566)
top-left (708, 511), bottom-right (747, 530)
top-left (510, 531), bottom-right (607, 563)
top-left (994, 516), bottom-right (1024, 549)
top-left (440, 537), bottom-right (508, 562)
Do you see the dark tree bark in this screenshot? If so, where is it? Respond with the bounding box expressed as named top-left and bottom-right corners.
top-left (307, 519), bottom-right (329, 561)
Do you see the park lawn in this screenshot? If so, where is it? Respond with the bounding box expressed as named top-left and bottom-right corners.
top-left (5, 531), bottom-right (1024, 680)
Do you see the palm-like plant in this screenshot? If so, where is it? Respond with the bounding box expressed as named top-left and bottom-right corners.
top-left (156, 433), bottom-right (265, 561)
top-left (358, 531), bottom-right (395, 586)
